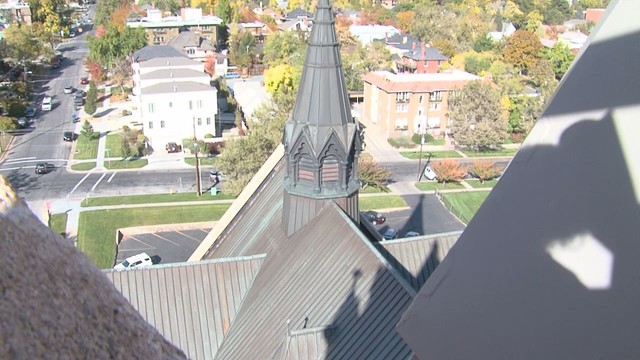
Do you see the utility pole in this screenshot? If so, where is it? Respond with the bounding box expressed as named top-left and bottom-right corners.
top-left (193, 117), bottom-right (202, 196)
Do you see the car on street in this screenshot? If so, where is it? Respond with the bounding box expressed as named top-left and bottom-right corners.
top-left (64, 85), bottom-right (73, 94)
top-left (71, 114), bottom-right (80, 123)
top-left (382, 228), bottom-right (398, 240)
top-left (35, 163), bottom-right (53, 174)
top-left (80, 77), bottom-right (89, 85)
top-left (25, 106), bottom-right (36, 118)
top-left (17, 117), bottom-right (28, 128)
top-left (73, 93), bottom-right (84, 106)
top-left (114, 252), bottom-right (153, 270)
top-left (166, 142), bottom-right (182, 153)
top-left (41, 96), bottom-right (52, 111)
top-left (363, 211), bottom-right (386, 225)
top-left (424, 166), bottom-right (437, 181)
top-left (63, 131), bottom-right (76, 141)
top-left (76, 89), bottom-right (86, 98)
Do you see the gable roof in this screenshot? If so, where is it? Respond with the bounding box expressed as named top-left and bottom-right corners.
top-left (140, 68), bottom-right (210, 81)
top-left (133, 45), bottom-right (187, 62)
top-left (138, 56), bottom-right (204, 69)
top-left (104, 256), bottom-right (265, 359)
top-left (141, 81), bottom-right (216, 95)
top-left (213, 203), bottom-right (416, 359)
top-left (286, 8), bottom-right (312, 19)
top-left (402, 47), bottom-right (448, 62)
top-left (397, 1), bottom-right (640, 358)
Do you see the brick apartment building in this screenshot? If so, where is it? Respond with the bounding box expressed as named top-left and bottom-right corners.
top-left (363, 70), bottom-right (480, 138)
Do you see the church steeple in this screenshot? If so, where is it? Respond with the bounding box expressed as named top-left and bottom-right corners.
top-left (282, 0), bottom-right (364, 236)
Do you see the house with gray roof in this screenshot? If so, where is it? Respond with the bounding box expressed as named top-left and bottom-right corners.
top-left (167, 29), bottom-right (216, 61)
top-left (132, 45), bottom-right (186, 62)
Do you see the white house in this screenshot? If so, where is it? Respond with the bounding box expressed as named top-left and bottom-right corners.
top-left (134, 67), bottom-right (210, 96)
top-left (140, 81), bottom-right (218, 149)
top-left (349, 24), bottom-right (400, 45)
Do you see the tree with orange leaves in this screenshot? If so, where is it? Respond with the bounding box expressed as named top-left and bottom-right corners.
top-left (204, 53), bottom-right (216, 76)
top-left (431, 159), bottom-right (467, 186)
top-left (111, 5), bottom-right (132, 31)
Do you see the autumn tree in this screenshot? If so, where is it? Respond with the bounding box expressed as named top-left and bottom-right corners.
top-left (450, 80), bottom-right (507, 151)
top-left (29, 0), bottom-right (65, 34)
top-left (358, 157), bottom-right (392, 190)
top-left (0, 116), bottom-right (18, 131)
top-left (204, 53), bottom-right (216, 75)
top-left (469, 160), bottom-right (502, 183)
top-left (3, 25), bottom-right (42, 62)
top-left (84, 61), bottom-right (105, 84)
top-left (227, 30), bottom-right (256, 72)
top-left (93, 0), bottom-right (129, 26)
top-left (431, 159), bottom-right (466, 186)
top-left (110, 5), bottom-right (132, 31)
top-left (504, 29), bottom-right (542, 73)
top-left (528, 58), bottom-right (555, 88)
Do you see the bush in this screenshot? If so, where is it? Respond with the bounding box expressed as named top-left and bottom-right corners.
top-left (431, 159), bottom-right (466, 185)
top-left (206, 141), bottom-right (225, 155)
top-left (204, 133), bottom-right (214, 138)
top-left (388, 137), bottom-right (416, 149)
top-left (411, 133), bottom-right (436, 145)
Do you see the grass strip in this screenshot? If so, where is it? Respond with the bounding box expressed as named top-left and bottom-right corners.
top-left (360, 195), bottom-right (407, 210)
top-left (104, 158), bottom-right (148, 170)
top-left (465, 179), bottom-right (499, 189)
top-left (441, 191), bottom-right (490, 224)
top-left (78, 204), bottom-right (230, 268)
top-left (71, 162), bottom-right (96, 171)
top-left (82, 191), bottom-right (236, 207)
top-left (461, 148), bottom-right (518, 157)
top-left (415, 181), bottom-right (465, 191)
top-left (74, 135), bottom-right (99, 160)
top-left (49, 213), bottom-right (68, 238)
top-left (185, 157), bottom-right (219, 166)
top-left (400, 150), bottom-right (463, 160)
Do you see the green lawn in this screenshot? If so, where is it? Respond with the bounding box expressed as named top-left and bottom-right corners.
top-left (400, 150), bottom-right (463, 160)
top-left (104, 158), bottom-right (148, 170)
top-left (415, 181), bottom-right (465, 191)
top-left (466, 179), bottom-right (499, 189)
top-left (71, 162), bottom-right (96, 171)
top-left (104, 133), bottom-right (124, 158)
top-left (74, 135), bottom-right (99, 160)
top-left (360, 195), bottom-right (407, 210)
top-left (360, 186), bottom-right (388, 194)
top-left (49, 213), bottom-right (68, 238)
top-left (185, 156), bottom-right (219, 166)
top-left (461, 148), bottom-right (518, 157)
top-left (78, 204), bottom-right (230, 269)
top-left (441, 191), bottom-right (490, 224)
top-left (82, 191), bottom-right (236, 207)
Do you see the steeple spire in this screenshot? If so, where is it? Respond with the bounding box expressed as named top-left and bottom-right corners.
top-left (282, 0), bottom-right (364, 236)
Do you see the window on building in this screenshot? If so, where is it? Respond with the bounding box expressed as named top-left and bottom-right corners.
top-left (396, 92), bottom-right (410, 103)
top-left (197, 100), bottom-right (203, 108)
top-left (148, 103), bottom-right (155, 113)
top-left (197, 118), bottom-right (202, 125)
top-left (189, 100), bottom-right (193, 110)
top-left (427, 116), bottom-right (441, 129)
top-left (168, 102), bottom-right (172, 108)
top-left (206, 117), bottom-right (211, 125)
top-left (396, 103), bottom-right (408, 113)
top-left (148, 121), bottom-right (153, 129)
top-left (394, 118), bottom-right (408, 130)
top-left (429, 102), bottom-right (441, 111)
top-left (187, 49), bottom-right (195, 55)
top-left (419, 95), bottom-right (424, 104)
top-left (430, 91), bottom-right (442, 102)
top-left (160, 120), bottom-right (165, 128)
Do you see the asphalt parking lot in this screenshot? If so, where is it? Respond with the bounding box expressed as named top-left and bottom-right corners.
top-left (116, 228), bottom-right (211, 266)
top-left (374, 194), bottom-right (465, 239)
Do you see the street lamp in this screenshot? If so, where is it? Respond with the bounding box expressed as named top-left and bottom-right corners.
top-left (193, 117), bottom-right (202, 196)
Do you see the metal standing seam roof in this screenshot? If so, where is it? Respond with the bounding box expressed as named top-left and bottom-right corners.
top-left (104, 256), bottom-right (265, 360)
top-left (285, 0), bottom-right (356, 156)
top-left (378, 231), bottom-right (462, 291)
top-left (397, 1), bottom-right (640, 359)
top-left (213, 203), bottom-right (416, 360)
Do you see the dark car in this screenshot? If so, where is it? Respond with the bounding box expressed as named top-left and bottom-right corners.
top-left (382, 228), bottom-right (398, 240)
top-left (80, 77), bottom-right (89, 85)
top-left (35, 163), bottom-right (53, 174)
top-left (73, 93), bottom-right (84, 106)
top-left (63, 131), bottom-right (76, 141)
top-left (166, 142), bottom-right (182, 153)
top-left (25, 106), bottom-right (36, 118)
top-left (363, 211), bottom-right (386, 225)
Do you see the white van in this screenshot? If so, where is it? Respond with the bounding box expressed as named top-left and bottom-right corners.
top-left (41, 96), bottom-right (52, 111)
top-left (113, 252), bottom-right (153, 270)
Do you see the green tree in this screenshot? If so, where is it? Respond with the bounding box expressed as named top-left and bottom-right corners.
top-left (543, 0), bottom-right (572, 24)
top-left (488, 60), bottom-right (523, 96)
top-left (450, 80), bottom-right (507, 150)
top-left (503, 29), bottom-right (542, 73)
top-left (507, 93), bottom-right (544, 136)
top-left (3, 25), bottom-right (42, 62)
top-left (216, 0), bottom-right (232, 23)
top-left (85, 82), bottom-right (98, 115)
top-left (227, 30), bottom-right (255, 71)
top-left (80, 120), bottom-right (94, 138)
top-left (539, 42), bottom-right (575, 80)
top-left (525, 9), bottom-right (543, 33)
top-left (473, 34), bottom-right (493, 52)
top-left (341, 41), bottom-right (392, 92)
top-left (93, 0), bottom-right (129, 26)
top-left (0, 116), bottom-right (18, 131)
top-left (120, 134), bottom-right (132, 159)
top-left (579, 0), bottom-right (610, 8)
top-left (464, 53), bottom-right (492, 75)
top-left (88, 25), bottom-right (147, 69)
top-left (261, 31), bottom-right (306, 68)
top-left (528, 58), bottom-right (555, 88)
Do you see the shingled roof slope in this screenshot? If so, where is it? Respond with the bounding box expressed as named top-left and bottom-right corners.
top-left (214, 203), bottom-right (416, 360)
top-left (105, 256), bottom-right (265, 360)
top-left (133, 45), bottom-right (186, 62)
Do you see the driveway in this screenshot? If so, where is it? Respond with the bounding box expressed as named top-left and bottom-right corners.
top-left (116, 227), bottom-right (212, 265)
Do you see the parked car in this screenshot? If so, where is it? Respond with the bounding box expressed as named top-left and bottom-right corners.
top-left (35, 163), bottom-right (53, 174)
top-left (73, 93), bottom-right (84, 106)
top-left (382, 228), bottom-right (398, 240)
top-left (64, 85), bottom-right (73, 94)
top-left (424, 166), bottom-right (437, 181)
top-left (404, 231), bottom-right (421, 238)
top-left (363, 211), bottom-right (386, 225)
top-left (80, 77), bottom-right (89, 85)
top-left (76, 89), bottom-right (86, 98)
top-left (166, 142), bottom-right (182, 153)
top-left (25, 106), bottom-right (36, 118)
top-left (41, 96), bottom-right (52, 111)
top-left (63, 131), bottom-right (76, 141)
top-left (17, 117), bottom-right (28, 128)
top-left (114, 252), bottom-right (153, 270)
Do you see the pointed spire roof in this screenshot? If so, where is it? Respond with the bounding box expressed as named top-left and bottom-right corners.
top-left (284, 0), bottom-right (356, 156)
